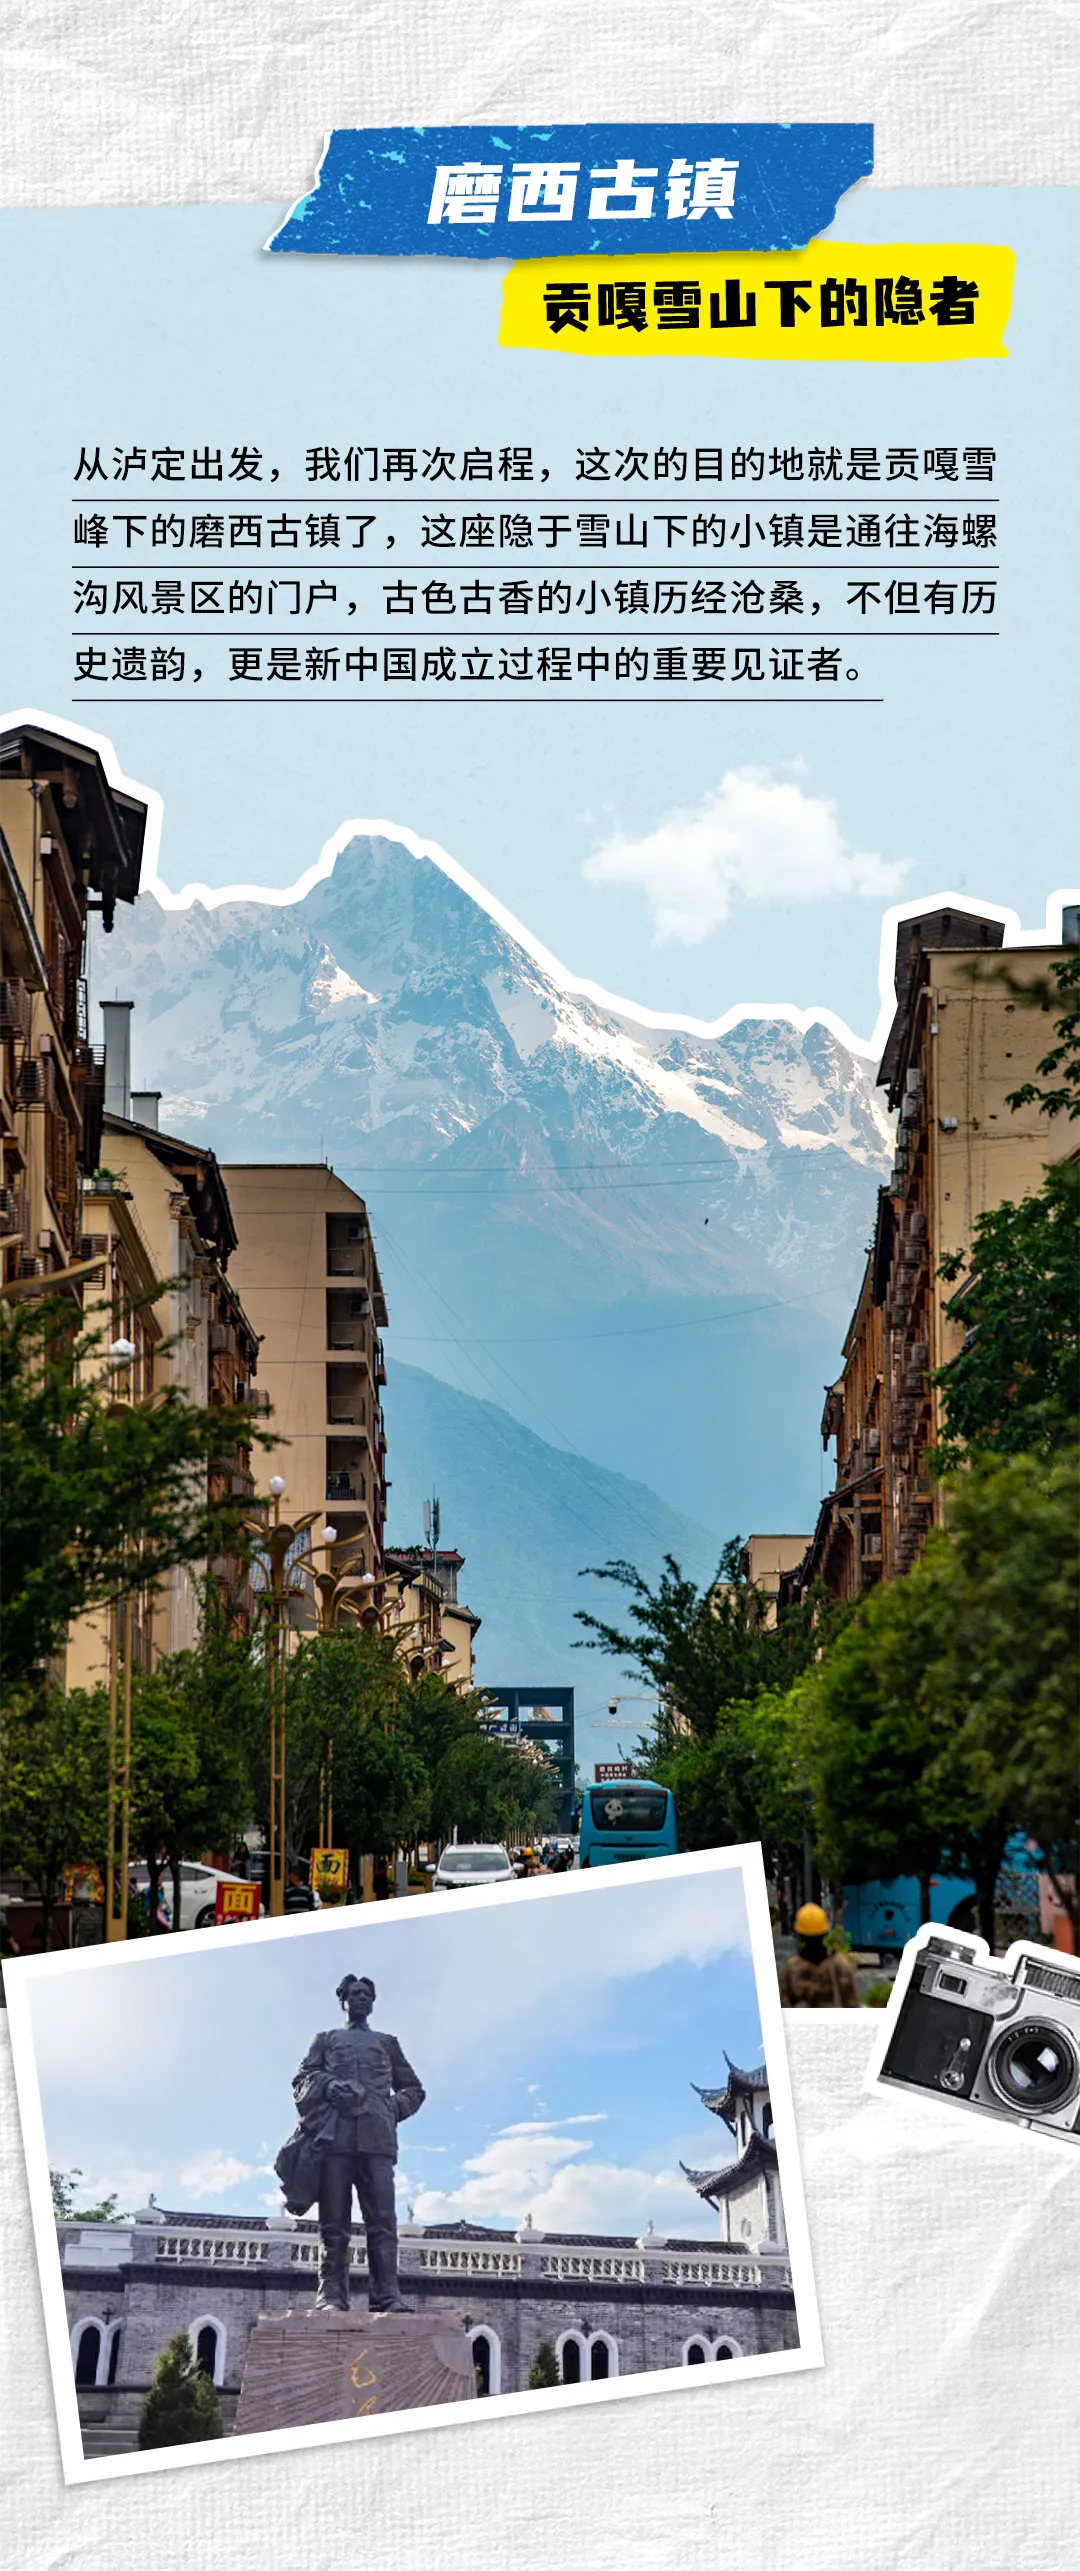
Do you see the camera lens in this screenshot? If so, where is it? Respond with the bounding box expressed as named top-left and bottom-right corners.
top-left (988, 2021), bottom-right (1077, 2115)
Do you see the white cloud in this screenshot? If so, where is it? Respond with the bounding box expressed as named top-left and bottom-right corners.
top-left (177, 2149), bottom-right (273, 2197)
top-left (411, 2122), bottom-right (711, 2239)
top-left (499, 2114), bottom-right (608, 2135)
top-left (584, 765), bottom-right (909, 947)
top-left (66, 2164), bottom-right (163, 2211)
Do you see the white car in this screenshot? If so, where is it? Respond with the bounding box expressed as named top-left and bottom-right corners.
top-left (129, 1862), bottom-right (252, 1931)
top-left (431, 1845), bottom-right (515, 1892)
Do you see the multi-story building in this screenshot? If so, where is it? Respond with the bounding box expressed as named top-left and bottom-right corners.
top-left (221, 1164), bottom-right (388, 1579)
top-left (791, 906), bottom-right (1079, 1601)
top-left (59, 2062), bottom-right (796, 2455)
top-left (1, 720), bottom-right (147, 1296)
top-left (383, 1545), bottom-right (481, 1687)
top-left (65, 1003), bottom-right (262, 1683)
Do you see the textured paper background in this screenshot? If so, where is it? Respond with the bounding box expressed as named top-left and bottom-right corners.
top-left (2, 7), bottom-right (1079, 2560)
top-left (4, 2012), bottom-right (1079, 2566)
top-left (1, 0), bottom-right (1079, 206)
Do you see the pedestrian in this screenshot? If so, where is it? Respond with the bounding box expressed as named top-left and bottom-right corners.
top-left (779, 1903), bottom-right (860, 2007)
top-left (373, 1857), bottom-right (391, 1902)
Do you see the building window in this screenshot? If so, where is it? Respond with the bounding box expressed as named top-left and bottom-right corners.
top-left (589, 2333), bottom-right (617, 2380)
top-left (190, 2318), bottom-right (226, 2386)
top-left (684, 2338), bottom-right (709, 2365)
top-left (106, 2325), bottom-right (122, 2385)
top-left (557, 2331), bottom-right (585, 2385)
top-left (72, 2320), bottom-right (103, 2386)
top-left (714, 2338), bottom-right (742, 2360)
top-left (469, 2327), bottom-right (500, 2398)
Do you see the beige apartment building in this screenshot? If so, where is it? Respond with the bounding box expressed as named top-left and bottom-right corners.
top-left (221, 1163), bottom-right (388, 1577)
top-left (1, 720), bottom-right (146, 1296)
top-left (65, 1003), bottom-right (263, 1686)
top-left (791, 906), bottom-right (1078, 1601)
top-left (383, 1545), bottom-right (481, 1688)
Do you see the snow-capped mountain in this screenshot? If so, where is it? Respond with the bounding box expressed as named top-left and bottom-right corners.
top-left (97, 833), bottom-right (892, 1532)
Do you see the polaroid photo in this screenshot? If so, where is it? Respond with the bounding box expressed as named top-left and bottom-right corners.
top-left (866, 1922), bottom-right (1080, 2144)
top-left (5, 1843), bottom-right (821, 2482)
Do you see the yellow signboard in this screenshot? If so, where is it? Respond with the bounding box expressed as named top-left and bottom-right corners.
top-left (311, 1847), bottom-right (349, 1904)
top-left (215, 1881), bottom-right (261, 1925)
top-left (500, 245), bottom-right (1014, 361)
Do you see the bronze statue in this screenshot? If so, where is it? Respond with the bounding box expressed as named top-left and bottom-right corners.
top-left (275, 1972), bottom-right (425, 2313)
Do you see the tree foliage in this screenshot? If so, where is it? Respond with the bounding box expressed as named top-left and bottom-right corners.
top-left (934, 1160), bottom-right (1079, 1467)
top-left (1, 1685), bottom-right (109, 1939)
top-left (527, 2340), bottom-right (561, 2390)
top-left (1004, 951), bottom-right (1080, 1123)
top-left (0, 1292), bottom-right (270, 1689)
top-left (137, 2330), bottom-right (223, 2448)
top-left (51, 2168), bottom-right (127, 2223)
top-left (575, 1540), bottom-right (827, 1746)
top-left (799, 1451), bottom-right (1079, 1941)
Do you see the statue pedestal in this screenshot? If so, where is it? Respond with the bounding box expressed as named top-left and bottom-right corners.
top-left (233, 2308), bottom-right (477, 2437)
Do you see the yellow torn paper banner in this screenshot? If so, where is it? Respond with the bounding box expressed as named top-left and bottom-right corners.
top-left (499, 245), bottom-right (1014, 359)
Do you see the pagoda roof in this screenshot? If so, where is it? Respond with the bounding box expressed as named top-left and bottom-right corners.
top-left (681, 2129), bottom-right (779, 2202)
top-left (693, 2058), bottom-right (770, 2130)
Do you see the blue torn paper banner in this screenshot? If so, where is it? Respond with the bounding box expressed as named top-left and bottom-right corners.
top-left (267, 124), bottom-right (874, 260)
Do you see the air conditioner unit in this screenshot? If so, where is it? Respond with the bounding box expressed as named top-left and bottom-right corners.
top-left (0, 1187), bottom-right (14, 1226)
top-left (346, 1220), bottom-right (365, 1242)
top-left (866, 1426), bottom-right (881, 1453)
top-left (38, 1229), bottom-right (58, 1258)
top-left (349, 1293), bottom-right (370, 1315)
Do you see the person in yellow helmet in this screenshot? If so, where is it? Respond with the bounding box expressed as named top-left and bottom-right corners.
top-left (779, 1902), bottom-right (860, 2007)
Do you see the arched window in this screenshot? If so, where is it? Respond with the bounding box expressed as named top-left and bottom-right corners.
top-left (714, 2337), bottom-right (742, 2360)
top-left (73, 2322), bottom-right (103, 2387)
top-left (469, 2327), bottom-right (501, 2399)
top-left (106, 2325), bottom-right (122, 2385)
top-left (684, 2338), bottom-right (710, 2365)
top-left (557, 2332), bottom-right (585, 2385)
top-left (589, 2333), bottom-right (618, 2381)
top-left (190, 2317), bottom-right (226, 2387)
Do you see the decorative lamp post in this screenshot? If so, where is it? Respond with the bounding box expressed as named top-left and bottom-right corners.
top-left (242, 1490), bottom-right (373, 1915)
top-left (103, 1338), bottom-right (137, 1943)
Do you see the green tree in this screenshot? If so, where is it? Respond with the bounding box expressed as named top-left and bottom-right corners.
top-left (51, 2169), bottom-right (127, 2222)
top-left (1, 1686), bottom-right (109, 1947)
top-left (934, 1160), bottom-right (1079, 1467)
top-left (278, 1628), bottom-right (428, 1868)
top-left (575, 1543), bottom-right (827, 1750)
top-left (799, 1451), bottom-right (1079, 1943)
top-left (1004, 950), bottom-right (1080, 1123)
top-left (527, 2340), bottom-right (560, 2390)
top-left (1, 1291), bottom-right (271, 1689)
top-left (145, 1599), bottom-right (261, 1928)
top-left (137, 2330), bottom-right (223, 2448)
top-left (654, 1685), bottom-right (809, 1885)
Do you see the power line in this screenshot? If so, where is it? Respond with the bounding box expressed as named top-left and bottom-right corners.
top-left (386, 1279), bottom-right (843, 1348)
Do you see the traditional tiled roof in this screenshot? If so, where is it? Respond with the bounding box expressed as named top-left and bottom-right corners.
top-left (693, 2058), bottom-right (770, 2131)
top-left (681, 2129), bottom-right (778, 2202)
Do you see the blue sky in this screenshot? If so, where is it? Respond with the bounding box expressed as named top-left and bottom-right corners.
top-left (22, 1868), bottom-right (765, 2240)
top-left (2, 188), bottom-right (1076, 1039)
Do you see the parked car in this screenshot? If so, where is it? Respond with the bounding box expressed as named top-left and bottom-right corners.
top-left (129, 1862), bottom-right (252, 1931)
top-left (431, 1845), bottom-right (515, 1892)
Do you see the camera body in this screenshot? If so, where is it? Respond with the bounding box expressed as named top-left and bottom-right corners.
top-left (877, 1930), bottom-right (1080, 2141)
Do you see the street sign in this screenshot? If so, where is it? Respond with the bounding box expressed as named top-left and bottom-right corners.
top-left (62, 1863), bottom-right (105, 1905)
top-left (310, 1846), bottom-right (349, 1904)
top-left (214, 1881), bottom-right (261, 1925)
top-left (595, 1761), bottom-right (633, 1782)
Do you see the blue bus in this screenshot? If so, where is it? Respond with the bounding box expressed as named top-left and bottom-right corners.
top-left (577, 1783), bottom-right (678, 1868)
top-left (842, 1833), bottom-right (1042, 1956)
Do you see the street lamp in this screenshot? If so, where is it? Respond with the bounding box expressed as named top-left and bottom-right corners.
top-left (103, 1337), bottom-right (138, 1943)
top-left (242, 1486), bottom-right (371, 1913)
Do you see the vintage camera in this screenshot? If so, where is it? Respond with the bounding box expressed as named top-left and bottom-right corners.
top-left (878, 1931), bottom-right (1080, 2141)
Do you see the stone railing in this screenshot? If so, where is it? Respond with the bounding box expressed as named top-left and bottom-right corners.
top-left (155, 2232), bottom-right (270, 2266)
top-left (63, 2221), bottom-right (790, 2298)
